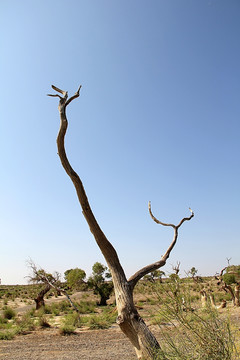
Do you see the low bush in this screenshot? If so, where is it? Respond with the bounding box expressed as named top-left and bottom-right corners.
top-left (37, 314), bottom-right (51, 328)
top-left (0, 330), bottom-right (16, 340)
top-left (88, 309), bottom-right (116, 330)
top-left (76, 300), bottom-right (96, 314)
top-left (0, 316), bottom-right (8, 325)
top-left (59, 324), bottom-right (76, 335)
top-left (63, 313), bottom-right (82, 328)
top-left (16, 312), bottom-right (35, 334)
top-left (3, 307), bottom-right (16, 320)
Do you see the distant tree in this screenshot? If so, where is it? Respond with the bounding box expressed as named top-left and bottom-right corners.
top-left (28, 264), bottom-right (61, 309)
top-left (88, 262), bottom-right (113, 306)
top-left (216, 265), bottom-right (240, 307)
top-left (28, 260), bottom-right (79, 312)
top-left (172, 261), bottom-right (180, 275)
top-left (223, 273), bottom-right (236, 285)
top-left (64, 268), bottom-right (86, 289)
top-left (144, 270), bottom-right (165, 283)
top-left (156, 270), bottom-right (166, 283)
top-left (226, 257), bottom-right (232, 266)
top-left (64, 269), bottom-right (71, 280)
top-left (190, 267), bottom-right (198, 278)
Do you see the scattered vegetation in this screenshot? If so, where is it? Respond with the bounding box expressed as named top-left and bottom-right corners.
top-left (150, 277), bottom-right (239, 359)
top-left (3, 307), bottom-right (16, 320)
top-left (59, 324), bottom-right (76, 336)
top-left (0, 265), bottom-right (239, 360)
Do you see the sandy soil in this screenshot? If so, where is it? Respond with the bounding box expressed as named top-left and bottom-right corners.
top-left (0, 327), bottom-right (137, 360)
top-left (2, 291), bottom-right (239, 359)
top-left (0, 292), bottom-right (143, 359)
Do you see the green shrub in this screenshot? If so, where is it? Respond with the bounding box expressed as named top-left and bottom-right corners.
top-left (0, 317), bottom-right (13, 330)
top-left (88, 310), bottom-right (115, 330)
top-left (58, 300), bottom-right (71, 312)
top-left (0, 316), bottom-right (8, 325)
top-left (0, 330), bottom-right (16, 340)
top-left (59, 325), bottom-right (76, 335)
top-left (16, 312), bottom-right (35, 334)
top-left (88, 315), bottom-right (110, 329)
top-left (76, 300), bottom-right (96, 314)
top-left (63, 313), bottom-right (82, 328)
top-left (38, 314), bottom-right (51, 328)
top-left (42, 305), bottom-right (52, 314)
top-left (51, 304), bottom-right (61, 316)
top-left (152, 278), bottom-right (238, 360)
top-left (64, 268), bottom-right (86, 290)
top-left (223, 273), bottom-right (236, 285)
top-left (3, 307), bottom-right (16, 320)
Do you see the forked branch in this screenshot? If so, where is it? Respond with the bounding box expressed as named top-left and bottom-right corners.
top-left (49, 85), bottom-right (195, 359)
top-left (128, 203), bottom-right (194, 289)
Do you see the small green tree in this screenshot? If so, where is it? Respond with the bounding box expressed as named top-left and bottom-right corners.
top-left (190, 267), bottom-right (198, 278)
top-left (64, 268), bottom-right (86, 290)
top-left (144, 270), bottom-right (165, 283)
top-left (217, 264), bottom-right (240, 307)
top-left (223, 273), bottom-right (236, 285)
top-left (88, 262), bottom-right (113, 306)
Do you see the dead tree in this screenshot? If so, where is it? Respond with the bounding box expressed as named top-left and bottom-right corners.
top-left (28, 261), bottom-right (79, 312)
top-left (216, 266), bottom-right (240, 307)
top-left (226, 257), bottom-right (232, 266)
top-left (48, 85), bottom-right (194, 360)
top-left (172, 261), bottom-right (180, 275)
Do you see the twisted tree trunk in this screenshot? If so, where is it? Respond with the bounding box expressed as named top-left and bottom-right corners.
top-left (217, 267), bottom-right (240, 307)
top-left (34, 284), bottom-right (50, 310)
top-left (48, 85), bottom-right (194, 359)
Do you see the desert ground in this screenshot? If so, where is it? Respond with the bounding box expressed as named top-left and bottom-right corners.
top-left (0, 279), bottom-right (239, 360)
top-left (0, 289), bottom-right (159, 360)
top-left (0, 327), bottom-right (137, 360)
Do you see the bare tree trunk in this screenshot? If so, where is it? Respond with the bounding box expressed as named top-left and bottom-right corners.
top-left (234, 284), bottom-right (240, 306)
top-left (34, 284), bottom-right (50, 310)
top-left (48, 85), bottom-right (194, 359)
top-left (216, 267), bottom-right (240, 307)
top-left (200, 290), bottom-right (208, 308)
top-left (28, 260), bottom-right (80, 314)
top-left (217, 299), bottom-right (227, 309)
top-left (222, 283), bottom-right (237, 306)
top-left (209, 293), bottom-right (215, 308)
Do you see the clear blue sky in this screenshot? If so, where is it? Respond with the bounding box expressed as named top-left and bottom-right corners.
top-left (1, 0), bottom-right (239, 284)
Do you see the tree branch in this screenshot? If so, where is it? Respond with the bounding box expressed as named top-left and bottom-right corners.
top-left (128, 203), bottom-right (194, 289)
top-left (66, 85), bottom-right (82, 106)
top-left (148, 201), bottom-right (175, 228)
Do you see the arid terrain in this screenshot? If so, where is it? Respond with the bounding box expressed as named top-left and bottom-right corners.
top-left (0, 292), bottom-right (165, 360)
top-left (0, 277), bottom-right (239, 360)
top-left (0, 327), bottom-right (137, 360)
top-left (0, 288), bottom-right (159, 360)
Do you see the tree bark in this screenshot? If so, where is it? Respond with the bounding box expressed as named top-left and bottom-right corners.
top-left (200, 290), bottom-right (208, 308)
top-left (218, 299), bottom-right (227, 309)
top-left (48, 85), bottom-right (194, 359)
top-left (209, 293), bottom-right (216, 308)
top-left (234, 284), bottom-right (240, 306)
top-left (34, 284), bottom-right (50, 310)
